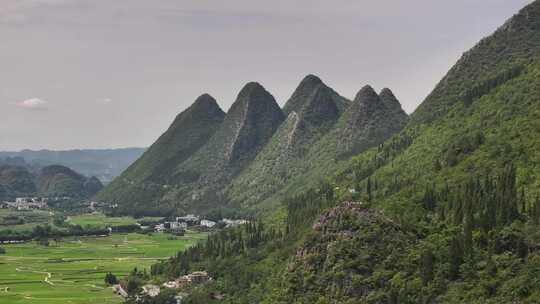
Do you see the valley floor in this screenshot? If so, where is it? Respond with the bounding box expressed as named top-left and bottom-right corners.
top-left (0, 232), bottom-right (205, 304)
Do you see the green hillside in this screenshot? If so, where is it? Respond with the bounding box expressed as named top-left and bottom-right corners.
top-left (142, 2), bottom-right (540, 303)
top-left (160, 82), bottom-right (285, 214)
top-left (228, 82), bottom-right (407, 208)
top-left (37, 165), bottom-right (103, 198)
top-left (95, 94), bottom-right (225, 213)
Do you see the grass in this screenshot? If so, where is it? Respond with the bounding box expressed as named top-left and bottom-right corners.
top-left (0, 232), bottom-right (205, 304)
top-left (67, 213), bottom-right (164, 229)
top-left (0, 209), bottom-right (56, 232)
top-left (67, 213), bottom-right (137, 228)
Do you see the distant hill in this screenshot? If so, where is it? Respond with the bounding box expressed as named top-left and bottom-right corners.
top-left (0, 148), bottom-right (145, 183)
top-left (0, 162), bottom-right (103, 200)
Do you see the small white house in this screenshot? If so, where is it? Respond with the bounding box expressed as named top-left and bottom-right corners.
top-left (200, 220), bottom-right (216, 228)
top-left (170, 222), bottom-right (187, 230)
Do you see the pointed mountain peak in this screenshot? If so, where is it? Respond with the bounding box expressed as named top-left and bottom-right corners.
top-left (228, 82), bottom-right (282, 115)
top-left (354, 85), bottom-right (381, 106)
top-left (379, 88), bottom-right (409, 123)
top-left (299, 74), bottom-right (323, 87)
top-left (284, 74), bottom-right (349, 116)
top-left (379, 88), bottom-right (402, 110)
top-left (379, 88), bottom-right (396, 99)
top-left (185, 94), bottom-right (225, 120)
top-left (238, 82), bottom-right (267, 96)
top-left (219, 82), bottom-right (285, 165)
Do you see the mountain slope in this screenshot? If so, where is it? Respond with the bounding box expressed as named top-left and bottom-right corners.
top-left (0, 165), bottom-right (37, 200)
top-left (227, 75), bottom-right (351, 206)
top-left (153, 2), bottom-right (540, 303)
top-left (37, 165), bottom-right (103, 198)
top-left (0, 148), bottom-right (145, 183)
top-left (96, 94), bottom-right (225, 208)
top-left (0, 163), bottom-right (102, 200)
top-left (164, 82), bottom-right (285, 211)
top-left (412, 0), bottom-right (540, 124)
top-left (229, 84), bottom-right (408, 209)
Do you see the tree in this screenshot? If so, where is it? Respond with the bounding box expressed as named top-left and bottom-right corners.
top-left (420, 248), bottom-right (435, 285)
top-left (105, 272), bottom-right (118, 285)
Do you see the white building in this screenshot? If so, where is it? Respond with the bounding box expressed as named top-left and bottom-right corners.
top-left (142, 284), bottom-right (160, 297)
top-left (222, 218), bottom-right (248, 228)
top-left (170, 222), bottom-right (187, 230)
top-left (200, 220), bottom-right (216, 228)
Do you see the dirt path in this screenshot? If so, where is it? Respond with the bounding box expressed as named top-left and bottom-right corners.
top-left (16, 267), bottom-right (54, 285)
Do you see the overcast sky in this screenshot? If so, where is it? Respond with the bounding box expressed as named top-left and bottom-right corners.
top-left (0, 0), bottom-right (532, 151)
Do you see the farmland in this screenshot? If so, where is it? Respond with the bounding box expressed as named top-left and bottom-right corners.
top-left (0, 231), bottom-right (205, 304)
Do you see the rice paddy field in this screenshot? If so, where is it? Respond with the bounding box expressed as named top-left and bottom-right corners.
top-left (0, 231), bottom-right (206, 304)
top-left (67, 213), bottom-right (163, 228)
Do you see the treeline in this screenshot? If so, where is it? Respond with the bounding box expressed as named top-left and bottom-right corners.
top-left (423, 163), bottom-right (528, 230)
top-left (151, 220), bottom-right (282, 278)
top-left (285, 182), bottom-right (337, 236)
top-left (417, 163), bottom-right (537, 282)
top-left (0, 223), bottom-right (110, 243)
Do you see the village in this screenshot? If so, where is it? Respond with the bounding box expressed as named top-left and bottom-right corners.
top-left (147, 214), bottom-right (247, 234)
top-left (113, 270), bottom-right (217, 303)
top-left (0, 197), bottom-right (51, 210)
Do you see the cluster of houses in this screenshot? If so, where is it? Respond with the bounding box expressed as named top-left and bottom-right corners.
top-left (86, 201), bottom-right (118, 211)
top-left (148, 214), bottom-right (248, 234)
top-left (113, 271), bottom-right (213, 303)
top-left (0, 197), bottom-right (49, 210)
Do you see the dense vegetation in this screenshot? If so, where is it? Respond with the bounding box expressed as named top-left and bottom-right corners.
top-left (131, 2), bottom-right (540, 303)
top-left (96, 94), bottom-right (226, 215)
top-left (0, 163), bottom-right (102, 200)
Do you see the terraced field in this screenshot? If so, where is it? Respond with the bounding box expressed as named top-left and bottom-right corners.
top-left (0, 232), bottom-right (205, 304)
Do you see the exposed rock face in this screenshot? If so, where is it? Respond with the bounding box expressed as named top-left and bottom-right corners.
top-left (165, 82), bottom-right (285, 211)
top-left (283, 74), bottom-right (349, 118)
top-left (285, 202), bottom-right (412, 302)
top-left (282, 75), bottom-right (349, 151)
top-left (225, 82), bottom-right (286, 165)
top-left (227, 75), bottom-right (349, 206)
top-left (379, 88), bottom-right (409, 125)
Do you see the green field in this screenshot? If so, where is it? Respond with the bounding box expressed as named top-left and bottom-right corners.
top-left (0, 232), bottom-right (205, 304)
top-left (0, 209), bottom-right (56, 232)
top-left (67, 213), bottom-right (164, 228)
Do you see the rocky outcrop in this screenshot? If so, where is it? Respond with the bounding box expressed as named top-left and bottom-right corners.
top-left (285, 202), bottom-right (412, 302)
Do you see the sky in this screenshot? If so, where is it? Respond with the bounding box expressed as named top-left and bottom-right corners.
top-left (0, 0), bottom-right (533, 151)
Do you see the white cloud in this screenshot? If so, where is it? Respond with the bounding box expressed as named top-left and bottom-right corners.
top-left (15, 98), bottom-right (48, 110)
top-left (97, 98), bottom-right (112, 104)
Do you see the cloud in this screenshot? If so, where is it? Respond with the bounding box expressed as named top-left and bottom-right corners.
top-left (97, 97), bottom-right (112, 104)
top-left (15, 98), bottom-right (48, 110)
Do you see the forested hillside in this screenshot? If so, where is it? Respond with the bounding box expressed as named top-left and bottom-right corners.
top-left (0, 162), bottom-right (103, 200)
top-left (133, 2), bottom-right (540, 303)
top-left (99, 76), bottom-right (408, 216)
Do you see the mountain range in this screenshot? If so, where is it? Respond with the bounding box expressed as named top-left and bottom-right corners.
top-left (0, 148), bottom-right (145, 184)
top-left (120, 1), bottom-right (540, 303)
top-left (97, 76), bottom-right (408, 216)
top-left (0, 160), bottom-right (103, 200)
